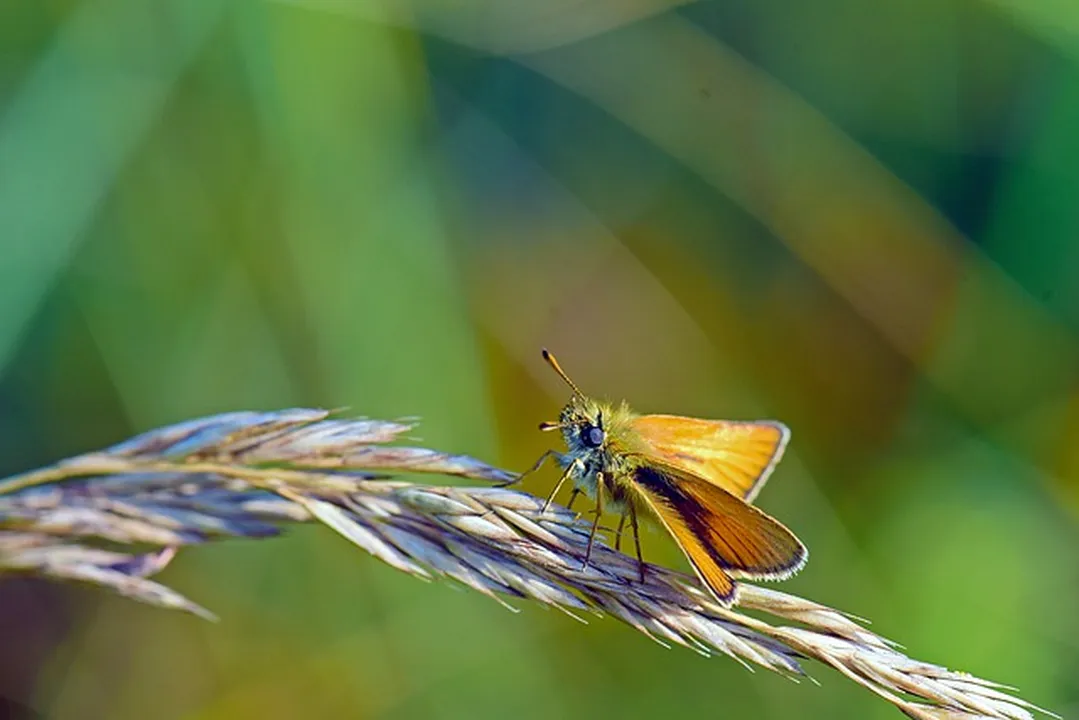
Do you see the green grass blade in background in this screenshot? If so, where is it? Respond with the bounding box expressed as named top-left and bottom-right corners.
top-left (0, 0), bottom-right (224, 375)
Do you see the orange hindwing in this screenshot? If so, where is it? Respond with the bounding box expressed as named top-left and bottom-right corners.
top-left (630, 464), bottom-right (807, 604)
top-left (631, 415), bottom-right (789, 502)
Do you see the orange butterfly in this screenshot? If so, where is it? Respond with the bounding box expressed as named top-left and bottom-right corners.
top-left (523, 349), bottom-right (807, 606)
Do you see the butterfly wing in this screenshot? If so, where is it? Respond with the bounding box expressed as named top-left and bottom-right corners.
top-left (629, 463), bottom-right (807, 605)
top-left (631, 415), bottom-right (789, 503)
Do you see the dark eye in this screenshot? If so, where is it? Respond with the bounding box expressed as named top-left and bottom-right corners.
top-left (580, 424), bottom-right (605, 448)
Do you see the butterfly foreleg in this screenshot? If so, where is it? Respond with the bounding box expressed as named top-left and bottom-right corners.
top-left (501, 449), bottom-right (562, 488)
top-left (541, 456), bottom-right (580, 514)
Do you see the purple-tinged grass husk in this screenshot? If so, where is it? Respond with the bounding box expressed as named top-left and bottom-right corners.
top-left (0, 409), bottom-right (1056, 720)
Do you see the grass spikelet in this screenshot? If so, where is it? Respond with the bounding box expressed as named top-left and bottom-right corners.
top-left (0, 409), bottom-right (1056, 719)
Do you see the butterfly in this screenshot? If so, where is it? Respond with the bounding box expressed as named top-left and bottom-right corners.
top-left (522, 349), bottom-right (807, 606)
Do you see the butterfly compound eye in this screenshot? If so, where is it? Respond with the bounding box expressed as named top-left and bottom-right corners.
top-left (581, 424), bottom-right (605, 448)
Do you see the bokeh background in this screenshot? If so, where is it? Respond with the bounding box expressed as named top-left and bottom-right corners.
top-left (2, 0), bottom-right (1078, 718)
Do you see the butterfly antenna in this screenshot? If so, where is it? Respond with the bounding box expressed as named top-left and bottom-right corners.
top-left (541, 348), bottom-right (584, 397)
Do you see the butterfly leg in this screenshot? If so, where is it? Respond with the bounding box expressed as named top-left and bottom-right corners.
top-left (565, 488), bottom-right (582, 512)
top-left (614, 511), bottom-right (628, 552)
top-left (582, 476), bottom-right (604, 569)
top-left (541, 457), bottom-right (580, 514)
top-left (630, 503), bottom-right (645, 583)
top-left (498, 449), bottom-right (558, 488)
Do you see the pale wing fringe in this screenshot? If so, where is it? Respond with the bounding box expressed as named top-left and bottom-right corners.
top-left (0, 409), bottom-right (1056, 720)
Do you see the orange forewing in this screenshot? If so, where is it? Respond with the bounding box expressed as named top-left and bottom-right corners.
top-left (631, 464), bottom-right (807, 604)
top-left (631, 415), bottom-right (789, 503)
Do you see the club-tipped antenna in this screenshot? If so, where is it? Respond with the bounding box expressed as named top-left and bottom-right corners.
top-left (541, 348), bottom-right (584, 397)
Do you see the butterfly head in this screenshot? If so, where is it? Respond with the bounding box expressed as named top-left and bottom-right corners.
top-left (538, 349), bottom-right (641, 466)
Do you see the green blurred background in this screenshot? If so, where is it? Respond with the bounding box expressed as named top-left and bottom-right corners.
top-left (2, 0), bottom-right (1078, 717)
